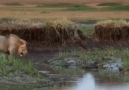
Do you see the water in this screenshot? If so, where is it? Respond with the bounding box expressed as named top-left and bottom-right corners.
top-left (74, 73), bottom-right (95, 90)
top-left (54, 73), bottom-right (129, 90)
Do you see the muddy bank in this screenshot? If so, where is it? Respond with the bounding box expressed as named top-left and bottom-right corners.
top-left (0, 75), bottom-right (53, 90)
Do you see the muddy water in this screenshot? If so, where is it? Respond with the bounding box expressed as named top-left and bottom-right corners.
top-left (53, 73), bottom-right (129, 90)
top-left (21, 43), bottom-right (129, 90)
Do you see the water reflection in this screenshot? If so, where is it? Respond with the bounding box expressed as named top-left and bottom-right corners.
top-left (75, 73), bottom-right (95, 90)
top-left (60, 73), bottom-right (129, 90)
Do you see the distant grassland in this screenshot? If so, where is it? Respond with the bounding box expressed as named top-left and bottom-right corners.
top-left (0, 2), bottom-right (129, 12)
top-left (0, 55), bottom-right (38, 76)
top-left (36, 2), bottom-right (129, 11)
top-left (0, 2), bottom-right (129, 20)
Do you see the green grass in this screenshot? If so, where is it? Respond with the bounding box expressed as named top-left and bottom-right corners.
top-left (79, 25), bottom-right (94, 37)
top-left (102, 5), bottom-right (129, 11)
top-left (0, 54), bottom-right (38, 76)
top-left (97, 2), bottom-right (129, 11)
top-left (1, 3), bottom-right (129, 12)
top-left (36, 3), bottom-right (129, 11)
top-left (54, 48), bottom-right (129, 69)
top-left (37, 3), bottom-right (96, 11)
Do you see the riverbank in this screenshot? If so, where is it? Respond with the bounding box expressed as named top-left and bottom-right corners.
top-left (0, 18), bottom-right (129, 89)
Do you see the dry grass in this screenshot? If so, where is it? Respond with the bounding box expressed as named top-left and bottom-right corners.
top-left (0, 18), bottom-right (76, 30)
top-left (0, 18), bottom-right (86, 47)
top-left (0, 11), bottom-right (129, 20)
top-left (96, 19), bottom-right (129, 27)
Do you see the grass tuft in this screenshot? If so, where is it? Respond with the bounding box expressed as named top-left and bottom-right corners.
top-left (0, 54), bottom-right (38, 76)
top-left (0, 18), bottom-right (84, 44)
top-left (0, 18), bottom-right (76, 30)
top-left (96, 19), bottom-right (129, 27)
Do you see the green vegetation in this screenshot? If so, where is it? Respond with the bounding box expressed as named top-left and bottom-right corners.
top-left (54, 48), bottom-right (129, 69)
top-left (0, 54), bottom-right (38, 76)
top-left (79, 25), bottom-right (94, 37)
top-left (0, 2), bottom-right (129, 12)
top-left (96, 19), bottom-right (129, 27)
top-left (36, 3), bottom-right (129, 11)
top-left (37, 3), bottom-right (96, 11)
top-left (103, 5), bottom-right (129, 11)
top-left (97, 2), bottom-right (129, 11)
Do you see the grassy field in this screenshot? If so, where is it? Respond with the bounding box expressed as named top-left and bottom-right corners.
top-left (0, 1), bottom-right (129, 70)
top-left (1, 1), bottom-right (129, 89)
top-left (0, 55), bottom-right (38, 76)
top-left (0, 2), bottom-right (129, 20)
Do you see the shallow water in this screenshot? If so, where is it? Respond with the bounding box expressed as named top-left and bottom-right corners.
top-left (53, 73), bottom-right (129, 90)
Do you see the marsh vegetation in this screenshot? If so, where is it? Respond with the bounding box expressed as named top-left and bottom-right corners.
top-left (0, 1), bottom-right (129, 90)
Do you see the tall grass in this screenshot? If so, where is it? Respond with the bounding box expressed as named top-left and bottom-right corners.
top-left (96, 19), bottom-right (129, 27)
top-left (0, 54), bottom-right (38, 76)
top-left (79, 25), bottom-right (94, 37)
top-left (0, 18), bottom-right (76, 30)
